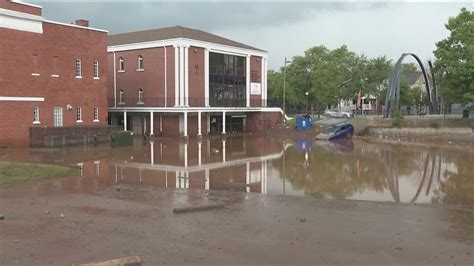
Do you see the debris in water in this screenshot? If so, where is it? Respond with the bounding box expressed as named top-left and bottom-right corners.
top-left (73, 255), bottom-right (142, 266)
top-left (299, 217), bottom-right (306, 222)
top-left (0, 215), bottom-right (4, 220)
top-left (395, 247), bottom-right (403, 251)
top-left (60, 213), bottom-right (65, 218)
top-left (14, 240), bottom-right (19, 243)
top-left (173, 204), bottom-right (225, 214)
top-left (115, 188), bottom-right (121, 192)
top-left (44, 210), bottom-right (49, 214)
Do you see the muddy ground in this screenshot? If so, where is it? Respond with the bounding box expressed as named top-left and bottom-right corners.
top-left (1, 176), bottom-right (473, 265)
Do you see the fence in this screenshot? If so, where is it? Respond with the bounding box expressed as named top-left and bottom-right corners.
top-left (108, 97), bottom-right (282, 108)
top-left (30, 125), bottom-right (122, 147)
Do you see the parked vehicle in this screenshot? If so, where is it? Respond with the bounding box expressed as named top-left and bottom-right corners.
top-left (324, 109), bottom-right (353, 118)
top-left (315, 122), bottom-right (354, 140)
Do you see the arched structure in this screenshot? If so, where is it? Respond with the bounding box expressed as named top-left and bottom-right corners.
top-left (384, 53), bottom-right (438, 118)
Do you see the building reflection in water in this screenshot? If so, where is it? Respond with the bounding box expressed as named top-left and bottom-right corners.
top-left (110, 136), bottom-right (285, 194)
top-left (8, 135), bottom-right (471, 205)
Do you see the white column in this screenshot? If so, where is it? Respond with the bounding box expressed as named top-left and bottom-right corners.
top-left (264, 58), bottom-right (268, 107)
top-left (159, 114), bottom-right (163, 134)
top-left (183, 112), bottom-right (188, 137)
top-left (184, 142), bottom-right (188, 168)
top-left (261, 57), bottom-right (264, 107)
top-left (198, 140), bottom-right (202, 166)
top-left (261, 161), bottom-right (265, 194)
top-left (150, 140), bottom-right (154, 165)
top-left (222, 111), bottom-right (226, 134)
top-left (246, 55), bottom-right (251, 107)
top-left (184, 46), bottom-right (189, 106)
top-left (246, 162), bottom-right (250, 193)
top-left (197, 111), bottom-right (202, 136)
top-left (113, 52), bottom-right (117, 107)
top-left (179, 46), bottom-right (185, 106)
top-left (150, 111), bottom-right (154, 136)
top-left (222, 139), bottom-right (226, 162)
top-left (123, 111), bottom-right (127, 131)
top-left (205, 169), bottom-right (210, 190)
top-left (164, 46), bottom-right (167, 107)
top-left (175, 170), bottom-right (180, 188)
top-left (174, 45), bottom-right (179, 107)
top-left (204, 48), bottom-right (209, 107)
top-left (263, 160), bottom-right (268, 194)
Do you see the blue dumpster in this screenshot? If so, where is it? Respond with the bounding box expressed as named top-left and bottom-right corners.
top-left (295, 115), bottom-right (313, 130)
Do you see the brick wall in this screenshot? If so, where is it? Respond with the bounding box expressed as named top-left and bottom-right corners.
top-left (0, 18), bottom-right (107, 147)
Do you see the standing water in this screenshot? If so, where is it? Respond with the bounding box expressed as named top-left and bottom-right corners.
top-left (1, 136), bottom-right (473, 205)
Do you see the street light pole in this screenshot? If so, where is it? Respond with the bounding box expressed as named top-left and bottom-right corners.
top-left (305, 91), bottom-right (309, 115)
top-left (283, 57), bottom-right (291, 115)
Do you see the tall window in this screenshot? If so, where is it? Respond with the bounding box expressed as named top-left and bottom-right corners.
top-left (93, 107), bottom-right (99, 121)
top-left (119, 89), bottom-right (124, 104)
top-left (137, 55), bottom-right (144, 70)
top-left (209, 52), bottom-right (246, 107)
top-left (93, 60), bottom-right (99, 78)
top-left (76, 107), bottom-right (82, 122)
top-left (137, 89), bottom-right (144, 104)
top-left (32, 54), bottom-right (39, 75)
top-left (75, 59), bottom-right (82, 77)
top-left (52, 56), bottom-right (58, 76)
top-left (33, 107), bottom-right (40, 123)
top-left (119, 57), bottom-right (125, 71)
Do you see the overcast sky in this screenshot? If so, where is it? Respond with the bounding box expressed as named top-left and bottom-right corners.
top-left (32, 1), bottom-right (471, 70)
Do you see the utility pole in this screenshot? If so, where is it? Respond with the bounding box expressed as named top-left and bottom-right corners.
top-left (283, 57), bottom-right (291, 115)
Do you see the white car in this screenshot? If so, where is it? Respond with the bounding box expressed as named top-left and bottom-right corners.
top-left (324, 109), bottom-right (353, 118)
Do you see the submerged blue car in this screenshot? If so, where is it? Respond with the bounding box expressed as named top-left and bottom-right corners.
top-left (315, 122), bottom-right (354, 140)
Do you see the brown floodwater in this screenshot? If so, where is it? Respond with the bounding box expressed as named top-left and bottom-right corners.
top-left (1, 136), bottom-right (473, 205)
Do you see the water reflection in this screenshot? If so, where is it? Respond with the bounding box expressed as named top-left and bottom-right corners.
top-left (1, 136), bottom-right (473, 205)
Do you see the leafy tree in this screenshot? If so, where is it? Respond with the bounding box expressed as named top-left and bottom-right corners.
top-left (434, 8), bottom-right (474, 104)
top-left (266, 45), bottom-right (392, 112)
top-left (267, 70), bottom-right (283, 103)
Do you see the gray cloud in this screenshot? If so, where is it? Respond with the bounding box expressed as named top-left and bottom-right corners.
top-left (33, 1), bottom-right (469, 69)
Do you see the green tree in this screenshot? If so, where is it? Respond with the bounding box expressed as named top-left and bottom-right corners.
top-left (434, 8), bottom-right (474, 104)
top-left (267, 70), bottom-right (283, 103)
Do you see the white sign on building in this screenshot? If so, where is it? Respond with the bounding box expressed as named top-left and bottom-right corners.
top-left (250, 82), bottom-right (261, 95)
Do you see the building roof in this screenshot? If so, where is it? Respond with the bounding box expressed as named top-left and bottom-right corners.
top-left (108, 26), bottom-right (265, 52)
top-left (402, 71), bottom-right (422, 86)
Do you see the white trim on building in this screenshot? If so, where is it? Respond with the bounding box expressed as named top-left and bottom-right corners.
top-left (0, 96), bottom-right (44, 102)
top-left (0, 7), bottom-right (43, 33)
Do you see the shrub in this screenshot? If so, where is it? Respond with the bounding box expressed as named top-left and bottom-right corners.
top-left (429, 119), bottom-right (440, 129)
top-left (392, 110), bottom-right (404, 128)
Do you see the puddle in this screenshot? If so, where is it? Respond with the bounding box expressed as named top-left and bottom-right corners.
top-left (1, 136), bottom-right (473, 205)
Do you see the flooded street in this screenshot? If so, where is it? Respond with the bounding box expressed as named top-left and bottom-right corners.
top-left (1, 136), bottom-right (473, 205)
top-left (1, 136), bottom-right (474, 265)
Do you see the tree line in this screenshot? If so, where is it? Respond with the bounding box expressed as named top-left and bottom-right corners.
top-left (267, 8), bottom-right (473, 112)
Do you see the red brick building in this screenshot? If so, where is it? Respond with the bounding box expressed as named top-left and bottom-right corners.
top-left (0, 0), bottom-right (108, 147)
top-left (107, 26), bottom-right (282, 137)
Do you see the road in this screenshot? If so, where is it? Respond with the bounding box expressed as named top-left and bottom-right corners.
top-left (1, 177), bottom-right (473, 265)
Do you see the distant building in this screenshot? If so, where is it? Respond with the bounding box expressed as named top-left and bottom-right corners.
top-left (0, 0), bottom-right (108, 146)
top-left (107, 26), bottom-right (282, 137)
top-left (402, 71), bottom-right (426, 89)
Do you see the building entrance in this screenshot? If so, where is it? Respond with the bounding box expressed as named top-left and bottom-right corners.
top-left (209, 115), bottom-right (245, 135)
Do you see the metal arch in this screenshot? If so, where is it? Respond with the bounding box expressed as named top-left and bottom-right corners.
top-left (384, 53), bottom-right (436, 118)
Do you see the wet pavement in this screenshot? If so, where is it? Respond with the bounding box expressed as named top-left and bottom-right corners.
top-left (1, 135), bottom-right (473, 205)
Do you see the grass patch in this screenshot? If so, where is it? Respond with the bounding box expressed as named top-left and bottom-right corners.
top-left (0, 161), bottom-right (78, 185)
